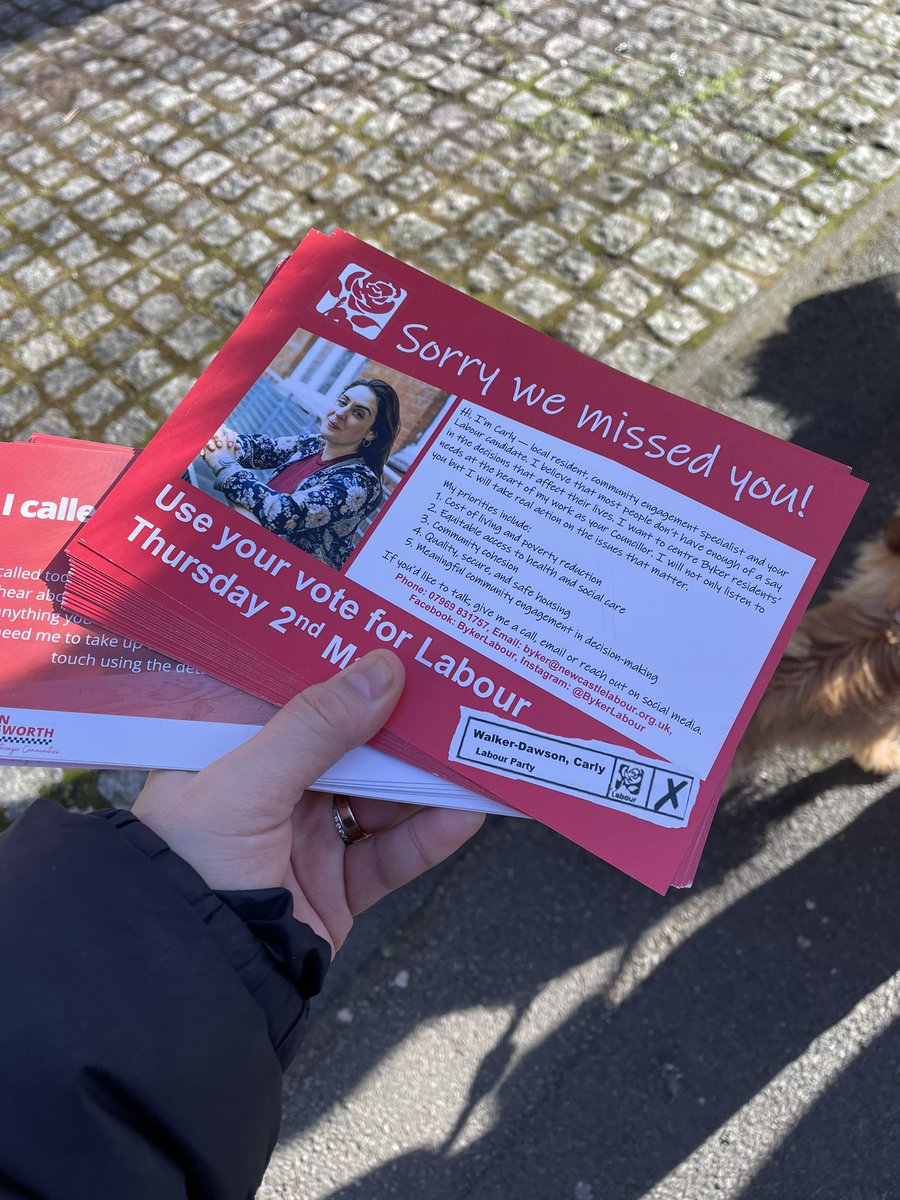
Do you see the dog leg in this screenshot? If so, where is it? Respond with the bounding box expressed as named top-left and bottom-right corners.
top-left (852, 733), bottom-right (900, 774)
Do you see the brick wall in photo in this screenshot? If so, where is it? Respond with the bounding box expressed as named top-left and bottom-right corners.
top-left (370, 365), bottom-right (449, 451)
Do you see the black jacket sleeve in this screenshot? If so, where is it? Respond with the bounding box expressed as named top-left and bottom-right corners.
top-left (0, 800), bottom-right (330, 1200)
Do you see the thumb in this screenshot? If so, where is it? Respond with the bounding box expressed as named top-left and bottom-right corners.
top-left (199, 650), bottom-right (406, 822)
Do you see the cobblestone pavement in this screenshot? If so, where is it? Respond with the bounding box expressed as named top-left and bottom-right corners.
top-left (1, 0), bottom-right (900, 454)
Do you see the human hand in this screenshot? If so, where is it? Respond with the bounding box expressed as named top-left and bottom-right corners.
top-left (133, 651), bottom-right (484, 953)
top-left (201, 426), bottom-right (240, 470)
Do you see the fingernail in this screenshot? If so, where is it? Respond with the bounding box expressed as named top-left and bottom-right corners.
top-left (344, 652), bottom-right (395, 700)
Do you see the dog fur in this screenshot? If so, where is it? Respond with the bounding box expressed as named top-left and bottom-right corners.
top-left (734, 510), bottom-right (900, 776)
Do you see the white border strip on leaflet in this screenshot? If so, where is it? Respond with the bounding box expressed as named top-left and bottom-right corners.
top-left (0, 708), bottom-right (517, 816)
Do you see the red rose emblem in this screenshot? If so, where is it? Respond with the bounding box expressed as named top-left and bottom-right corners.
top-left (321, 267), bottom-right (406, 338)
top-left (345, 273), bottom-right (403, 318)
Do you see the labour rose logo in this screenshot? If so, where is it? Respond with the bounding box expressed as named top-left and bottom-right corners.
top-left (316, 263), bottom-right (407, 340)
top-left (616, 764), bottom-right (645, 796)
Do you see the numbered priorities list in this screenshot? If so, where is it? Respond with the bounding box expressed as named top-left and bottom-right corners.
top-left (349, 402), bottom-right (813, 777)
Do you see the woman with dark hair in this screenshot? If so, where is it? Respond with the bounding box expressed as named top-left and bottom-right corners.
top-left (203, 378), bottom-right (401, 570)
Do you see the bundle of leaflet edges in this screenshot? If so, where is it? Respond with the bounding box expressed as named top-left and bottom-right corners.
top-left (0, 230), bottom-right (866, 893)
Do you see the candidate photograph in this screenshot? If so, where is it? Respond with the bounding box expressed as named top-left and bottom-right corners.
top-left (186, 329), bottom-right (452, 571)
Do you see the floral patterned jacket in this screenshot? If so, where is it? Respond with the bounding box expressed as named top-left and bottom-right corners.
top-left (213, 434), bottom-right (383, 571)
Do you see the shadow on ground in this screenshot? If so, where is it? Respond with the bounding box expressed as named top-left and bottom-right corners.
top-left (740, 1016), bottom-right (900, 1200)
top-left (747, 273), bottom-right (900, 579)
top-left (277, 759), bottom-right (897, 1198)
top-left (1, 1), bottom-right (131, 44)
top-left (1, 0), bottom-right (359, 48)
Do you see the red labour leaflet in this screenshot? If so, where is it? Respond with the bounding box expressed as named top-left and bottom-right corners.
top-left (0, 439), bottom-right (276, 766)
top-left (65, 230), bottom-right (867, 891)
top-left (0, 436), bottom-right (504, 814)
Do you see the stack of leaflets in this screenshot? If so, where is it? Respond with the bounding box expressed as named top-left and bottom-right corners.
top-left (4, 229), bottom-right (866, 891)
top-left (0, 435), bottom-right (508, 815)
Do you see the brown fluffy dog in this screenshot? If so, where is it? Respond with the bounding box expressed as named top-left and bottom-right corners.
top-left (734, 510), bottom-right (900, 776)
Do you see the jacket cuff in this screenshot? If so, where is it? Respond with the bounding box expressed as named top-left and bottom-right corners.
top-left (95, 808), bottom-right (331, 1069)
top-left (211, 460), bottom-right (243, 486)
